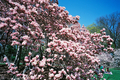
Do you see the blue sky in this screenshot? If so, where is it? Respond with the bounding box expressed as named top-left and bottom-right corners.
top-left (59, 0), bottom-right (120, 26)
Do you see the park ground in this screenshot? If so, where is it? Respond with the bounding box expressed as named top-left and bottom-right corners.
top-left (103, 68), bottom-right (120, 80)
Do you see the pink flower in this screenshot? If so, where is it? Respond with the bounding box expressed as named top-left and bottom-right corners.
top-left (50, 68), bottom-right (54, 72)
top-left (24, 58), bottom-right (29, 62)
top-left (71, 74), bottom-right (76, 79)
top-left (41, 68), bottom-right (44, 72)
top-left (3, 57), bottom-right (7, 61)
top-left (36, 55), bottom-right (39, 58)
top-left (36, 4), bottom-right (39, 7)
top-left (12, 25), bottom-right (18, 29)
top-left (53, 71), bottom-right (56, 74)
top-left (55, 74), bottom-right (61, 79)
top-left (75, 67), bottom-right (79, 71)
top-left (11, 20), bottom-right (16, 23)
top-left (12, 36), bottom-right (18, 40)
top-left (10, 32), bottom-right (19, 36)
top-left (30, 21), bottom-right (39, 27)
top-left (31, 75), bottom-right (37, 80)
top-left (61, 69), bottom-right (66, 75)
top-left (89, 69), bottom-right (94, 73)
top-left (76, 15), bottom-right (80, 20)
top-left (49, 73), bottom-right (54, 78)
top-left (39, 61), bottom-right (45, 67)
top-left (32, 61), bottom-right (37, 66)
top-left (22, 40), bottom-right (27, 45)
top-left (25, 56), bottom-right (28, 59)
top-left (66, 75), bottom-right (71, 80)
top-left (26, 63), bottom-right (30, 66)
top-left (28, 52), bottom-right (32, 56)
top-left (22, 35), bottom-right (30, 41)
top-left (16, 74), bottom-right (22, 77)
top-left (103, 28), bottom-right (105, 31)
top-left (36, 67), bottom-right (41, 72)
top-left (20, 5), bottom-right (26, 11)
top-left (0, 23), bottom-right (7, 28)
top-left (46, 48), bottom-right (51, 53)
top-left (7, 70), bottom-right (11, 73)
top-left (11, 40), bottom-right (20, 46)
top-left (47, 58), bottom-right (53, 62)
top-left (67, 66), bottom-right (73, 69)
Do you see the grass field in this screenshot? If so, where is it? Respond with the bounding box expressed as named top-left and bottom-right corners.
top-left (103, 68), bottom-right (120, 80)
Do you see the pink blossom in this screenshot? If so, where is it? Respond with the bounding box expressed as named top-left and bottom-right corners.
top-left (75, 67), bottom-right (79, 71)
top-left (66, 75), bottom-right (71, 80)
top-left (61, 69), bottom-right (66, 75)
top-left (30, 21), bottom-right (39, 27)
top-left (7, 70), bottom-right (11, 73)
top-left (28, 52), bottom-right (32, 56)
top-left (89, 69), bottom-right (94, 73)
top-left (36, 4), bottom-right (39, 7)
top-left (26, 63), bottom-right (30, 66)
top-left (36, 55), bottom-right (39, 58)
top-left (12, 25), bottom-right (18, 29)
top-left (76, 15), bottom-right (80, 20)
top-left (0, 23), bottom-right (7, 28)
top-left (31, 75), bottom-right (37, 80)
top-left (3, 57), bottom-right (7, 61)
top-left (11, 40), bottom-right (20, 46)
top-left (102, 28), bottom-right (105, 31)
top-left (10, 32), bottom-right (19, 36)
top-left (16, 73), bottom-right (22, 77)
top-left (24, 58), bottom-right (29, 62)
top-left (22, 40), bottom-right (27, 45)
top-left (71, 74), bottom-right (76, 79)
top-left (41, 68), bottom-right (44, 72)
top-left (55, 73), bottom-right (61, 79)
top-left (54, 54), bottom-right (58, 58)
top-left (67, 66), bottom-right (73, 69)
top-left (49, 73), bottom-right (54, 78)
top-left (12, 36), bottom-right (18, 40)
top-left (0, 17), bottom-right (10, 21)
top-left (31, 7), bottom-right (38, 14)
top-left (36, 67), bottom-right (41, 72)
top-left (53, 71), bottom-right (56, 74)
top-left (32, 61), bottom-right (37, 66)
top-left (11, 20), bottom-right (16, 23)
top-left (50, 68), bottom-right (54, 72)
top-left (39, 61), bottom-right (45, 67)
top-left (47, 58), bottom-right (53, 62)
top-left (22, 35), bottom-right (30, 41)
top-left (46, 48), bottom-right (51, 53)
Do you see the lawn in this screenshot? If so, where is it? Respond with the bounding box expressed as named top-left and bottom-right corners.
top-left (103, 68), bottom-right (120, 80)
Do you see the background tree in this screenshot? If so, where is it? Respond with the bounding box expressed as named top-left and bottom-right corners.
top-left (96, 12), bottom-right (120, 48)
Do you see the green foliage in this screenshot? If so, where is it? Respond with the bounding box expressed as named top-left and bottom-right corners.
top-left (5, 45), bottom-right (17, 61)
top-left (111, 44), bottom-right (115, 49)
top-left (86, 23), bottom-right (101, 33)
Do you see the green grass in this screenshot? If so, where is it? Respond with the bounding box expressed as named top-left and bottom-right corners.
top-left (103, 68), bottom-right (120, 80)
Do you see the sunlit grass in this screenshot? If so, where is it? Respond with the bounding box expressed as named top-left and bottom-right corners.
top-left (103, 68), bottom-right (120, 80)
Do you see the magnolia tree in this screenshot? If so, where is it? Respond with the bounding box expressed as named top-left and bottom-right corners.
top-left (0, 0), bottom-right (113, 80)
